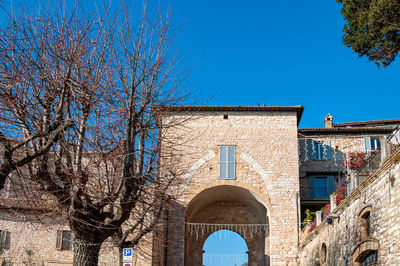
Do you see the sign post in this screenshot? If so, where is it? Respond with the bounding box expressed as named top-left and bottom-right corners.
top-left (123, 248), bottom-right (133, 265)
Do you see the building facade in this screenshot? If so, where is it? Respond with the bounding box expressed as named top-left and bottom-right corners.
top-left (0, 106), bottom-right (399, 266)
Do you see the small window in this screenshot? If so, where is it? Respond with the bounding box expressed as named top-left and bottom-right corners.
top-left (0, 230), bottom-right (11, 251)
top-left (56, 230), bottom-right (72, 250)
top-left (360, 208), bottom-right (371, 240)
top-left (219, 146), bottom-right (236, 180)
top-left (365, 137), bottom-right (381, 151)
top-left (320, 243), bottom-right (327, 264)
top-left (308, 140), bottom-right (331, 160)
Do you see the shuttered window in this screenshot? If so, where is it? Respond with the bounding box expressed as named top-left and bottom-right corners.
top-left (307, 140), bottom-right (331, 160)
top-left (309, 175), bottom-right (335, 198)
top-left (219, 146), bottom-right (236, 180)
top-left (309, 176), bottom-right (316, 197)
top-left (0, 230), bottom-right (11, 251)
top-left (365, 136), bottom-right (381, 151)
top-left (327, 176), bottom-right (335, 195)
top-left (56, 230), bottom-right (72, 250)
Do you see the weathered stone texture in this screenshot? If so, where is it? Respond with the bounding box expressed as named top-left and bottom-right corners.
top-left (158, 111), bottom-right (301, 265)
top-left (299, 153), bottom-right (400, 265)
top-left (1, 108), bottom-right (398, 266)
top-left (0, 211), bottom-right (153, 265)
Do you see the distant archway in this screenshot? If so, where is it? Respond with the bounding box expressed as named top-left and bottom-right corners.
top-left (184, 185), bottom-right (269, 266)
top-left (202, 230), bottom-right (248, 266)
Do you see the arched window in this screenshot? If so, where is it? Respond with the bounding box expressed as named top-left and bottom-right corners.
top-left (362, 250), bottom-right (378, 266)
top-left (359, 206), bottom-right (372, 240)
top-left (320, 243), bottom-right (327, 264)
top-left (351, 239), bottom-right (379, 266)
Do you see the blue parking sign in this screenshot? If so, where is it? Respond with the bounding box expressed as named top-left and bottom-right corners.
top-left (123, 248), bottom-right (133, 262)
top-left (124, 248), bottom-right (132, 256)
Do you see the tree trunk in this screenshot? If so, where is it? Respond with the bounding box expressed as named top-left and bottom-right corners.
top-left (73, 234), bottom-right (102, 266)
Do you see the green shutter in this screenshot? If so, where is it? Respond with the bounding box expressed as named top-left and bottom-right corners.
top-left (327, 176), bottom-right (335, 195)
top-left (308, 139), bottom-right (317, 160)
top-left (309, 176), bottom-right (316, 197)
top-left (306, 139), bottom-right (311, 159)
top-left (324, 141), bottom-right (331, 160)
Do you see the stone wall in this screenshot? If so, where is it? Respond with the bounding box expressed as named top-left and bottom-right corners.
top-left (0, 210), bottom-right (154, 266)
top-left (298, 150), bottom-right (400, 265)
top-left (158, 111), bottom-right (301, 265)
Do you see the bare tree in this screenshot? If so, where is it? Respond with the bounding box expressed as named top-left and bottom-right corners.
top-left (0, 1), bottom-right (189, 265)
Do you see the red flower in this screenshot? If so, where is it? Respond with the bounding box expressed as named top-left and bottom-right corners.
top-left (342, 152), bottom-right (367, 170)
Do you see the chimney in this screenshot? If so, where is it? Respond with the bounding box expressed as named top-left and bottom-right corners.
top-left (324, 114), bottom-right (333, 128)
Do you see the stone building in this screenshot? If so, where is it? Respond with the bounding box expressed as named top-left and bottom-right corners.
top-left (153, 106), bottom-right (304, 266)
top-left (0, 105), bottom-right (399, 266)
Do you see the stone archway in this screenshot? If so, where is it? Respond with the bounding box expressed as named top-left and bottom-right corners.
top-left (184, 185), bottom-right (269, 266)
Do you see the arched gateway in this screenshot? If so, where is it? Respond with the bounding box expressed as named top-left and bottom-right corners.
top-left (153, 106), bottom-right (302, 265)
top-left (185, 185), bottom-right (269, 265)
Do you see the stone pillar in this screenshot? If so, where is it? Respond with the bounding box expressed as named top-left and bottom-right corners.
top-left (330, 194), bottom-right (337, 211)
top-left (316, 211), bottom-right (323, 226)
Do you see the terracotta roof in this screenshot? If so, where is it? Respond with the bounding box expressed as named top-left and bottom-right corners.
top-left (334, 118), bottom-right (400, 127)
top-left (299, 127), bottom-right (395, 136)
top-left (153, 105), bottom-right (304, 125)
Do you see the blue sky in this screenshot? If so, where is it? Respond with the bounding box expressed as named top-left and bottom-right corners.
top-left (203, 230), bottom-right (248, 266)
top-left (164, 0), bottom-right (400, 128)
top-left (3, 0), bottom-right (399, 128)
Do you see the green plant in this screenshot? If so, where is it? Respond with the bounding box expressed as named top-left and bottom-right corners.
top-left (23, 249), bottom-right (35, 266)
top-left (303, 209), bottom-right (316, 224)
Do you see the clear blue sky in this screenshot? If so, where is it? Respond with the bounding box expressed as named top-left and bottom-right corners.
top-left (164, 0), bottom-right (400, 128)
top-left (3, 0), bottom-right (399, 128)
top-left (203, 230), bottom-right (248, 266)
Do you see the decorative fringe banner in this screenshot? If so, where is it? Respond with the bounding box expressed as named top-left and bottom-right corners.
top-left (185, 223), bottom-right (269, 240)
top-left (203, 254), bottom-right (248, 265)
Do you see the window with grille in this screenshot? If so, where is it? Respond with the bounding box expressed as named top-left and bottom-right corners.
top-left (362, 250), bottom-right (377, 266)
